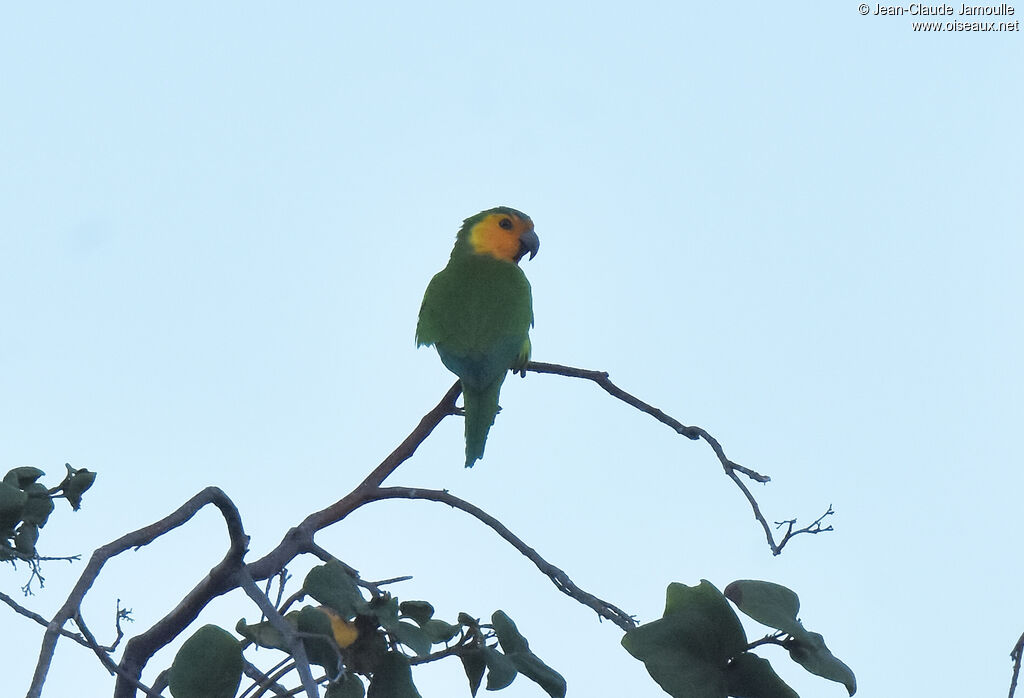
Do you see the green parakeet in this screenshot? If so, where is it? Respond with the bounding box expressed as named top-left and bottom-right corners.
top-left (416, 207), bottom-right (540, 467)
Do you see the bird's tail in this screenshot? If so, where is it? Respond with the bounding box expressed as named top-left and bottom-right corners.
top-left (462, 378), bottom-right (504, 467)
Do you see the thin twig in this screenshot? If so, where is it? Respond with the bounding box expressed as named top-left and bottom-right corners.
top-left (408, 639), bottom-right (468, 665)
top-left (239, 657), bottom-right (292, 698)
top-left (526, 361), bottom-right (831, 555)
top-left (273, 570), bottom-right (290, 611)
top-left (0, 590), bottom-right (91, 648)
top-left (744, 631), bottom-right (787, 652)
top-left (774, 505), bottom-right (835, 550)
top-left (371, 486), bottom-right (637, 631)
top-left (101, 599), bottom-right (132, 653)
top-left (74, 612), bottom-right (166, 698)
top-left (367, 575), bottom-right (413, 587)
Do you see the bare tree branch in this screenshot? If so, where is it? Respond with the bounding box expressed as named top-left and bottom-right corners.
top-left (525, 361), bottom-right (832, 555)
top-left (244, 659), bottom-right (304, 698)
top-left (1010, 631), bottom-right (1024, 698)
top-left (105, 385), bottom-right (464, 696)
top-left (25, 486), bottom-right (247, 698)
top-left (0, 590), bottom-right (91, 648)
top-left (237, 569), bottom-right (319, 698)
top-left (370, 486), bottom-right (637, 631)
top-left (111, 490), bottom-right (248, 698)
top-left (24, 363), bottom-right (824, 695)
top-left (73, 612), bottom-right (165, 698)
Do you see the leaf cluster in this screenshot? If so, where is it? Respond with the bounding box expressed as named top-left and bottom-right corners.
top-left (622, 580), bottom-right (856, 698)
top-left (1, 464), bottom-right (95, 563)
top-left (170, 560), bottom-right (565, 698)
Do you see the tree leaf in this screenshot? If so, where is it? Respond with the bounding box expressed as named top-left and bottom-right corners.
top-left (393, 621), bottom-right (432, 656)
top-left (0, 481), bottom-right (28, 529)
top-left (14, 523), bottom-right (39, 555)
top-left (788, 631), bottom-right (857, 695)
top-left (622, 580), bottom-right (748, 698)
top-left (369, 595), bottom-right (401, 631)
top-left (4, 467), bottom-right (45, 488)
top-left (21, 486), bottom-right (55, 528)
top-left (491, 610), bottom-right (530, 654)
top-left (326, 673), bottom-right (366, 698)
top-left (168, 625), bottom-right (243, 698)
top-left (321, 606), bottom-right (360, 648)
top-left (622, 617), bottom-right (727, 698)
top-left (62, 467), bottom-right (96, 511)
top-left (423, 618), bottom-right (459, 644)
top-left (460, 648), bottom-right (486, 696)
top-left (724, 653), bottom-right (799, 698)
top-left (295, 605), bottom-right (342, 672)
top-left (483, 645), bottom-right (518, 690)
top-left (304, 560), bottom-right (367, 619)
top-left (723, 581), bottom-right (803, 636)
top-left (663, 581), bottom-right (747, 661)
top-left (507, 650), bottom-right (566, 698)
top-left (235, 617), bottom-right (288, 651)
top-left (399, 600), bottom-right (435, 626)
top-left (367, 652), bottom-right (421, 698)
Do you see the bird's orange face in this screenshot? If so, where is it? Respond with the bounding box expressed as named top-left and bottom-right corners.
top-left (468, 211), bottom-right (540, 264)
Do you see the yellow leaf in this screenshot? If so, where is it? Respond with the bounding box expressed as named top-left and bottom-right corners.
top-left (320, 606), bottom-right (359, 648)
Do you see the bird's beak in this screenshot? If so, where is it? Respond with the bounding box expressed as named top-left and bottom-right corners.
top-left (516, 228), bottom-right (540, 262)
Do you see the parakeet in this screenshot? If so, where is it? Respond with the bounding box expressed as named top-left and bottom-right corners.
top-left (416, 207), bottom-right (540, 467)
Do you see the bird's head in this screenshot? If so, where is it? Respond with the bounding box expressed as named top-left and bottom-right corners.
top-left (460, 206), bottom-right (540, 264)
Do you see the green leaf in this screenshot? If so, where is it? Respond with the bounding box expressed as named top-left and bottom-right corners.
top-left (622, 580), bottom-right (748, 698)
top-left (295, 605), bottom-right (342, 672)
top-left (62, 467), bottom-right (96, 511)
top-left (491, 610), bottom-right (530, 654)
top-left (788, 631), bottom-right (856, 695)
top-left (168, 625), bottom-right (243, 698)
top-left (321, 607), bottom-right (360, 648)
top-left (507, 651), bottom-right (566, 698)
top-left (235, 617), bottom-right (288, 651)
top-left (457, 612), bottom-right (478, 627)
top-left (399, 600), bottom-right (435, 626)
top-left (724, 653), bottom-right (799, 698)
top-left (369, 595), bottom-right (401, 631)
top-left (483, 645), bottom-right (518, 690)
top-left (423, 619), bottom-right (459, 644)
top-left (460, 648), bottom-right (486, 696)
top-left (367, 652), bottom-right (421, 698)
top-left (663, 581), bottom-right (748, 660)
top-left (622, 618), bottom-right (726, 698)
top-left (421, 618), bottom-right (458, 642)
top-left (21, 488), bottom-right (55, 527)
top-left (4, 467), bottom-right (45, 488)
top-left (723, 581), bottom-right (803, 636)
top-left (347, 617), bottom-right (390, 675)
top-left (14, 523), bottom-right (39, 555)
top-left (393, 621), bottom-right (432, 656)
top-left (0, 482), bottom-right (28, 529)
top-left (326, 674), bottom-right (366, 698)
top-left (240, 607), bottom-right (345, 673)
top-left (304, 560), bottom-right (367, 619)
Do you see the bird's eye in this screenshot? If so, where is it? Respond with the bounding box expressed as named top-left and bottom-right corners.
top-left (499, 217), bottom-right (513, 230)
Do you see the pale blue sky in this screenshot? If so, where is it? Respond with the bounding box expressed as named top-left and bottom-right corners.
top-left (2, 3), bottom-right (1022, 697)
